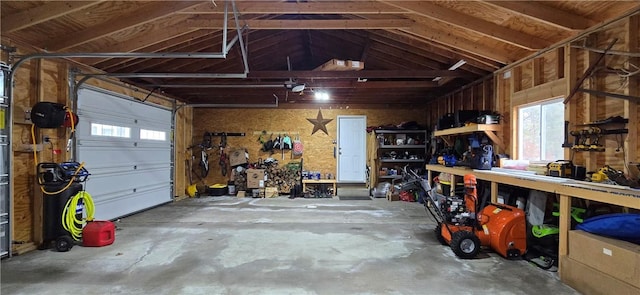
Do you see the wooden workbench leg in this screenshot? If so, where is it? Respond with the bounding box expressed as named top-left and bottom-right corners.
top-left (450, 174), bottom-right (456, 196)
top-left (333, 183), bottom-right (337, 197)
top-left (491, 181), bottom-right (498, 203)
top-left (558, 194), bottom-right (572, 276)
top-left (427, 170), bottom-right (433, 187)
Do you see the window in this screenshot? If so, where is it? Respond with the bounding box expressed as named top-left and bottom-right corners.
top-left (91, 123), bottom-right (131, 138)
top-left (517, 98), bottom-right (564, 161)
top-left (140, 129), bottom-right (166, 141)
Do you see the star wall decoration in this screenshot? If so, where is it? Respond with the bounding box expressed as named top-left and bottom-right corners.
top-left (306, 110), bottom-right (333, 135)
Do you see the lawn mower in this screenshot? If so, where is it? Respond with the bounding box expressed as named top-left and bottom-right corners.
top-left (405, 168), bottom-right (527, 259)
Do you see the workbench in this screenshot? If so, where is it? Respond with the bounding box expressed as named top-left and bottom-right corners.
top-left (425, 164), bottom-right (640, 283)
top-left (302, 179), bottom-right (337, 197)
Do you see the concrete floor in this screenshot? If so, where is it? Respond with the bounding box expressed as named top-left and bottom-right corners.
top-left (1, 196), bottom-right (579, 295)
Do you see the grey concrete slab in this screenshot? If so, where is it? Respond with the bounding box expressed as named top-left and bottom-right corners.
top-left (1, 197), bottom-right (579, 295)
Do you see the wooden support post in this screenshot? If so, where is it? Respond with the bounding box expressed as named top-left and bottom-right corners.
top-left (490, 181), bottom-right (499, 203)
top-left (564, 44), bottom-right (578, 162)
top-left (624, 15), bottom-right (638, 176)
top-left (558, 194), bottom-right (572, 275)
top-left (533, 57), bottom-right (543, 86)
top-left (557, 47), bottom-right (565, 79)
top-left (584, 36), bottom-right (599, 171)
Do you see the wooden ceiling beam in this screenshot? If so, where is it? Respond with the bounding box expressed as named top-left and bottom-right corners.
top-left (342, 14), bottom-right (501, 70)
top-left (93, 29), bottom-right (210, 70)
top-left (383, 1), bottom-right (549, 50)
top-left (186, 18), bottom-right (414, 30)
top-left (401, 22), bottom-right (518, 64)
top-left (76, 14), bottom-right (197, 66)
top-left (149, 80), bottom-right (436, 90)
top-left (247, 70), bottom-right (472, 79)
top-left (178, 1), bottom-right (406, 14)
top-left (158, 32), bottom-right (302, 74)
top-left (483, 1), bottom-right (596, 31)
top-left (309, 80), bottom-right (438, 89)
top-left (387, 30), bottom-right (502, 71)
top-left (111, 33), bottom-right (229, 73)
top-left (1, 1), bottom-right (105, 33)
top-left (43, 1), bottom-right (203, 51)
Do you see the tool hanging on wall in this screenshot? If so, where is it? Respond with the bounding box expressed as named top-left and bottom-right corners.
top-left (219, 132), bottom-right (228, 177)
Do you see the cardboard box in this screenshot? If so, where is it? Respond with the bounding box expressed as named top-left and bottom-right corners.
top-left (314, 58), bottom-right (346, 71)
top-left (314, 59), bottom-right (364, 71)
top-left (236, 191), bottom-right (246, 198)
top-left (246, 169), bottom-right (266, 189)
top-left (347, 60), bottom-right (364, 71)
top-left (386, 191), bottom-right (400, 201)
top-left (229, 148), bottom-right (247, 167)
top-left (568, 230), bottom-right (640, 288)
top-left (560, 256), bottom-right (640, 295)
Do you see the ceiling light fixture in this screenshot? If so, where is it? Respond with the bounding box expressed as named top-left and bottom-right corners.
top-left (448, 59), bottom-right (466, 71)
top-left (292, 83), bottom-right (305, 92)
top-left (315, 91), bottom-right (330, 101)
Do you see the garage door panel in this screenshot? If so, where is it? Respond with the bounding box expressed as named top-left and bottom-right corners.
top-left (77, 143), bottom-right (169, 160)
top-left (77, 86), bottom-right (172, 220)
top-left (88, 169), bottom-right (170, 193)
top-left (78, 151), bottom-right (170, 169)
top-left (87, 166), bottom-right (170, 180)
top-left (77, 109), bottom-right (170, 137)
top-left (91, 185), bottom-right (171, 221)
top-left (77, 109), bottom-right (135, 126)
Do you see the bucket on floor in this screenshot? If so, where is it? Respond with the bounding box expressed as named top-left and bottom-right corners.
top-left (228, 181), bottom-right (236, 195)
top-left (82, 220), bottom-right (115, 247)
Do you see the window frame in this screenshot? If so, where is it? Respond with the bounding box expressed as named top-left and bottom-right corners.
top-left (516, 97), bottom-right (565, 161)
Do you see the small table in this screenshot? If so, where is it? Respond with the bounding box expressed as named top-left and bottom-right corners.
top-left (302, 179), bottom-right (338, 197)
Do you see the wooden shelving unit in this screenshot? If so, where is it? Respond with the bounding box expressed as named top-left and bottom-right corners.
top-left (434, 124), bottom-right (505, 150)
top-left (373, 129), bottom-right (427, 187)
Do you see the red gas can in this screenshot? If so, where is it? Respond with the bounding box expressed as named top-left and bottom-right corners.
top-left (82, 220), bottom-right (115, 247)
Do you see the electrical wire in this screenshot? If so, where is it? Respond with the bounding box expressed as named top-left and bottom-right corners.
top-left (62, 190), bottom-right (95, 241)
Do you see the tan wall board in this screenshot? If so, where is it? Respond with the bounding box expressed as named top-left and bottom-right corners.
top-left (511, 78), bottom-right (566, 107)
top-left (192, 107), bottom-right (427, 186)
top-left (542, 51), bottom-right (559, 84)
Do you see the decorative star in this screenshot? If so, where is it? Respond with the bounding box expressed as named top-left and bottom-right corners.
top-left (306, 110), bottom-right (333, 135)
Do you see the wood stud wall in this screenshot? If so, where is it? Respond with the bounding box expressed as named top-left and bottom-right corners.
top-left (4, 39), bottom-right (188, 253)
top-left (492, 16), bottom-right (639, 175)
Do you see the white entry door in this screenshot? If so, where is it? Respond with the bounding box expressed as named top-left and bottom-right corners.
top-left (76, 86), bottom-right (172, 220)
top-left (337, 116), bottom-right (366, 183)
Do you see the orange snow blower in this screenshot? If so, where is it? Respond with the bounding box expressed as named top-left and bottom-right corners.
top-left (416, 171), bottom-right (527, 259)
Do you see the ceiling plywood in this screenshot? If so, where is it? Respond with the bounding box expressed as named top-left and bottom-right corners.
top-left (1, 0), bottom-right (636, 105)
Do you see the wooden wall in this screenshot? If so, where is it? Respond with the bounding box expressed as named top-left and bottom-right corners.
top-left (425, 77), bottom-right (495, 128)
top-left (429, 14), bottom-right (639, 178)
top-left (489, 15), bottom-right (639, 175)
top-left (2, 39), bottom-right (187, 254)
top-left (192, 107), bottom-right (427, 186)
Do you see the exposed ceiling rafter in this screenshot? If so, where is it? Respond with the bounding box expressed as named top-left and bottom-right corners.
top-left (1, 0), bottom-right (106, 33)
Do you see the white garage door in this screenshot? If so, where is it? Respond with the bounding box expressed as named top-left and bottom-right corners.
top-left (76, 87), bottom-right (172, 221)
